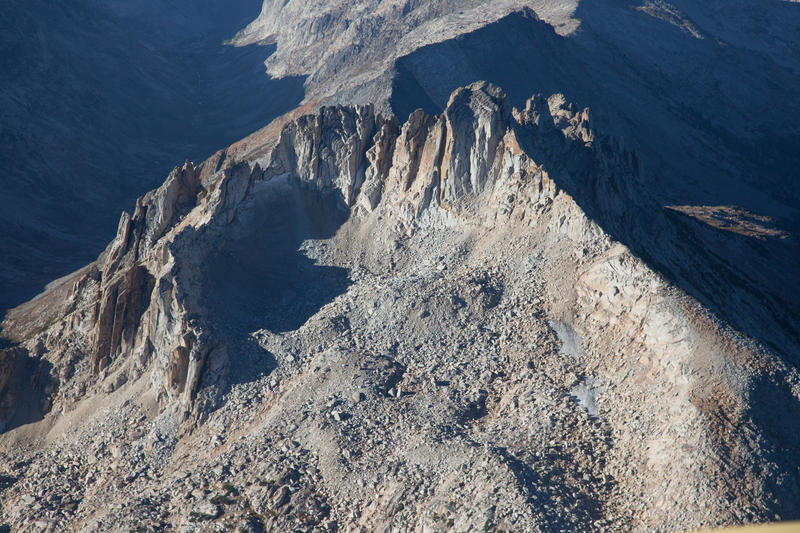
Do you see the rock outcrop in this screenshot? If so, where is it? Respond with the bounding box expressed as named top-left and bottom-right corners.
top-left (2, 1), bottom-right (800, 530)
top-left (1, 82), bottom-right (798, 531)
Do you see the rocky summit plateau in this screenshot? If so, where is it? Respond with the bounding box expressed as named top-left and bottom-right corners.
top-left (1, 1), bottom-right (799, 532)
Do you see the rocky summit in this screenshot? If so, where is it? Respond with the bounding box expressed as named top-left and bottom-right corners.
top-left (1, 2), bottom-right (799, 533)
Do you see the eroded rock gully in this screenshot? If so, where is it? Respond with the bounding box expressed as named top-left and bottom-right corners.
top-left (0, 83), bottom-right (798, 532)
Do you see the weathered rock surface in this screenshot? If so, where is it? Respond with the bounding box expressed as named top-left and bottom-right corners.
top-left (1, 82), bottom-right (798, 532)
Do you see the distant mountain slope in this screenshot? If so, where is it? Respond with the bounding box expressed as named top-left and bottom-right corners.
top-left (0, 0), bottom-right (304, 312)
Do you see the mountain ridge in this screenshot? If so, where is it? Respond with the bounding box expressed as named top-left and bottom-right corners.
top-left (1, 81), bottom-right (798, 531)
top-left (1, 2), bottom-right (799, 531)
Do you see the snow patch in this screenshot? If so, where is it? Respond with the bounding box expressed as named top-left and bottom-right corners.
top-left (549, 320), bottom-right (585, 361)
top-left (570, 378), bottom-right (607, 418)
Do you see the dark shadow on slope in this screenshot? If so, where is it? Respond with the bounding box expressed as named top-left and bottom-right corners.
top-left (0, 337), bottom-right (16, 351)
top-left (746, 375), bottom-right (800, 520)
top-left (493, 444), bottom-right (607, 531)
top-left (201, 177), bottom-right (351, 384)
top-left (391, 10), bottom-right (574, 124)
top-left (0, 0), bottom-right (306, 314)
top-left (390, 6), bottom-right (800, 362)
top-left (0, 346), bottom-right (55, 434)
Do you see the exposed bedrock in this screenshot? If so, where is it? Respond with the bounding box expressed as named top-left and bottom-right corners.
top-left (1, 82), bottom-right (798, 530)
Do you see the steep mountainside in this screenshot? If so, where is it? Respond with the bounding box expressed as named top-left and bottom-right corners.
top-left (1, 1), bottom-right (799, 532)
top-left (1, 82), bottom-right (798, 532)
top-left (0, 0), bottom-right (304, 312)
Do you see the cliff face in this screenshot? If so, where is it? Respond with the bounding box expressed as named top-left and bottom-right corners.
top-left (1, 82), bottom-right (798, 531)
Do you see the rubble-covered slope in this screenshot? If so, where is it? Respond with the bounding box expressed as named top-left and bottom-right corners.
top-left (1, 83), bottom-right (798, 532)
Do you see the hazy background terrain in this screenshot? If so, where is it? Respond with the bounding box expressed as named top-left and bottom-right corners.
top-left (0, 0), bottom-right (304, 312)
